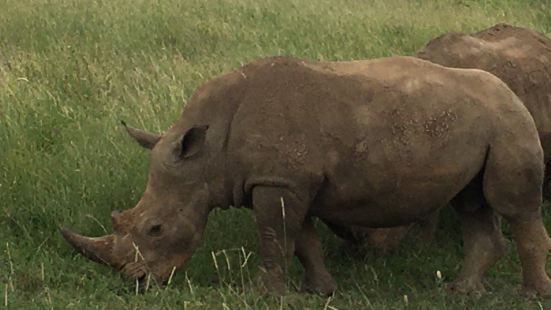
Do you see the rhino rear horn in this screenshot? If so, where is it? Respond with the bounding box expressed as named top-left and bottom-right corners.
top-left (121, 121), bottom-right (161, 149)
top-left (60, 227), bottom-right (117, 267)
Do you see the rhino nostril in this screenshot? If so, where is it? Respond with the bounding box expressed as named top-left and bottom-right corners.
top-left (147, 224), bottom-right (163, 237)
top-left (120, 261), bottom-right (149, 281)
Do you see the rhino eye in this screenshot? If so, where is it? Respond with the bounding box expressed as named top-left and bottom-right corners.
top-left (147, 224), bottom-right (163, 237)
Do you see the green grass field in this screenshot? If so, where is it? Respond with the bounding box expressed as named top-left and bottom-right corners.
top-left (1, 0), bottom-right (551, 308)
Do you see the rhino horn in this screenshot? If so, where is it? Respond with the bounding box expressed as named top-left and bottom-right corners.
top-left (61, 227), bottom-right (117, 267)
top-left (120, 121), bottom-right (161, 149)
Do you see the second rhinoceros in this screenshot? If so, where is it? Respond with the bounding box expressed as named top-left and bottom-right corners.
top-left (350, 24), bottom-right (551, 252)
top-left (62, 55), bottom-right (551, 296)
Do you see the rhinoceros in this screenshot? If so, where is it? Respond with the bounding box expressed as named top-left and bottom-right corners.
top-left (61, 55), bottom-right (551, 296)
top-left (346, 24), bottom-right (551, 252)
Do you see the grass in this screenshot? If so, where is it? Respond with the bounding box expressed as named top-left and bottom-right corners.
top-left (1, 0), bottom-right (551, 308)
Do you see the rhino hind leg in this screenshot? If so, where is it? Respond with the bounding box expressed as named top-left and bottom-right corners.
top-left (509, 215), bottom-right (551, 297)
top-left (449, 183), bottom-right (507, 293)
top-left (482, 142), bottom-right (551, 297)
top-left (295, 218), bottom-right (336, 295)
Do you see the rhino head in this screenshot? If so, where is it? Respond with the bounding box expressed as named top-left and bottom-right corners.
top-left (62, 122), bottom-right (217, 284)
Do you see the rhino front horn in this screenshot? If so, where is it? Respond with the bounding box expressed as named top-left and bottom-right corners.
top-left (60, 227), bottom-right (116, 266)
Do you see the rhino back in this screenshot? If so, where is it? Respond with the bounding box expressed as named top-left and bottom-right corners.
top-left (225, 56), bottom-right (538, 225)
top-left (416, 24), bottom-right (551, 160)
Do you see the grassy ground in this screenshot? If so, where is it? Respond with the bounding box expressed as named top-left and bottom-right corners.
top-left (1, 0), bottom-right (551, 308)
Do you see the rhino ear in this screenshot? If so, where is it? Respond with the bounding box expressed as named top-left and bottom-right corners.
top-left (121, 121), bottom-right (161, 149)
top-left (175, 125), bottom-right (209, 160)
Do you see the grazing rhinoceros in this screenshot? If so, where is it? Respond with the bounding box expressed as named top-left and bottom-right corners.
top-left (61, 55), bottom-right (551, 296)
top-left (346, 23), bottom-right (551, 252)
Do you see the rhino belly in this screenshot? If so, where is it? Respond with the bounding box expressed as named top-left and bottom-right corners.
top-left (312, 143), bottom-right (487, 228)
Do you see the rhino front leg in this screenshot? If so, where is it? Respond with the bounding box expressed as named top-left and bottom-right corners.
top-left (295, 218), bottom-right (336, 295)
top-left (252, 186), bottom-right (309, 295)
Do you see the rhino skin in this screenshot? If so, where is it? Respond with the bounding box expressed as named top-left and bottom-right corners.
top-left (347, 23), bottom-right (551, 253)
top-left (62, 55), bottom-right (551, 296)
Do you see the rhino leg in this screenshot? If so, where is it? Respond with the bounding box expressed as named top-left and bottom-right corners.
top-left (295, 218), bottom-right (336, 295)
top-left (509, 216), bottom-right (551, 297)
top-left (496, 207), bottom-right (551, 295)
top-left (252, 186), bottom-right (309, 295)
top-left (481, 141), bottom-right (551, 297)
top-left (448, 190), bottom-right (507, 293)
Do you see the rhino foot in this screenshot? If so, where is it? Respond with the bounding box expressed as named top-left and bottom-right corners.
top-left (446, 278), bottom-right (486, 295)
top-left (520, 278), bottom-right (551, 298)
top-left (301, 272), bottom-right (337, 296)
top-left (256, 268), bottom-right (286, 296)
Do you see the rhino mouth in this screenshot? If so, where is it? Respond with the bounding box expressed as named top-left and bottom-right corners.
top-left (120, 260), bottom-right (148, 280)
top-left (119, 261), bottom-right (175, 288)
